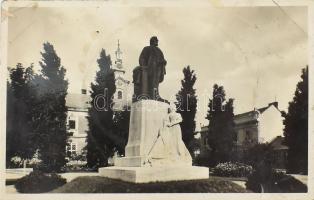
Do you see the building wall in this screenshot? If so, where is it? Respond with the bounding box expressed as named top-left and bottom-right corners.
top-left (113, 77), bottom-right (131, 110)
top-left (234, 111), bottom-right (258, 125)
top-left (258, 105), bottom-right (284, 143)
top-left (199, 130), bottom-right (210, 153)
top-left (234, 111), bottom-right (259, 147)
top-left (67, 110), bottom-right (88, 156)
top-left (235, 124), bottom-right (259, 146)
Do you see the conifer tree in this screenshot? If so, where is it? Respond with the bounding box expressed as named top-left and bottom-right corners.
top-left (6, 63), bottom-right (36, 167)
top-left (176, 66), bottom-right (198, 155)
top-left (283, 66), bottom-right (308, 174)
top-left (86, 49), bottom-right (116, 168)
top-left (206, 84), bottom-right (236, 165)
top-left (34, 42), bottom-right (68, 172)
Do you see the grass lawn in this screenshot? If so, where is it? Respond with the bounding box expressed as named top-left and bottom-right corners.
top-left (52, 176), bottom-right (250, 193)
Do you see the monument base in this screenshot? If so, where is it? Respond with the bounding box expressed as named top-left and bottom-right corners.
top-left (98, 166), bottom-right (209, 183)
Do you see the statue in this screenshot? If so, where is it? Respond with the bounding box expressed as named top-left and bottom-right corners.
top-left (143, 103), bottom-right (192, 166)
top-left (133, 36), bottom-right (167, 102)
top-left (99, 39), bottom-right (209, 183)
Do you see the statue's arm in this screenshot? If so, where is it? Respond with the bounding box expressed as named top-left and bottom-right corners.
top-left (139, 47), bottom-right (148, 66)
top-left (167, 113), bottom-right (182, 127)
top-left (160, 49), bottom-right (167, 65)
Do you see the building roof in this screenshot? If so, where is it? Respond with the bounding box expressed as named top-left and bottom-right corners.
top-left (269, 136), bottom-right (289, 150)
top-left (197, 102), bottom-right (281, 133)
top-left (66, 93), bottom-right (91, 110)
top-left (236, 102), bottom-right (279, 117)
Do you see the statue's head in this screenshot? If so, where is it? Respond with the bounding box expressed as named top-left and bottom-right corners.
top-left (150, 36), bottom-right (158, 47)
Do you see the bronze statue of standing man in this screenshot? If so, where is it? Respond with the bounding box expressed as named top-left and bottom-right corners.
top-left (133, 36), bottom-right (167, 102)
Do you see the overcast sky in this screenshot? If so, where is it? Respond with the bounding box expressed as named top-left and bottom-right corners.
top-left (7, 5), bottom-right (308, 127)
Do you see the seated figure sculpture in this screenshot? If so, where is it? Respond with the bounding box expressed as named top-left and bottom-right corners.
top-left (144, 103), bottom-right (192, 166)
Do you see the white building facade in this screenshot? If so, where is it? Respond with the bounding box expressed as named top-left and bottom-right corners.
top-left (66, 92), bottom-right (90, 157)
top-left (234, 102), bottom-right (284, 147)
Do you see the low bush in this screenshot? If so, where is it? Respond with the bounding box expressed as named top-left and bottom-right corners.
top-left (193, 151), bottom-right (211, 167)
top-left (8, 155), bottom-right (41, 169)
top-left (212, 162), bottom-right (253, 177)
top-left (246, 164), bottom-right (307, 193)
top-left (15, 171), bottom-right (66, 193)
top-left (63, 164), bottom-right (94, 172)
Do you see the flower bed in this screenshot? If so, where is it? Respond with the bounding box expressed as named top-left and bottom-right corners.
top-left (213, 162), bottom-right (253, 178)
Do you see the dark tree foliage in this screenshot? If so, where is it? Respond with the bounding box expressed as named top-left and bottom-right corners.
top-left (113, 107), bottom-right (131, 156)
top-left (283, 66), bottom-right (308, 174)
top-left (175, 66), bottom-right (198, 155)
top-left (6, 63), bottom-right (36, 167)
top-left (86, 49), bottom-right (116, 169)
top-left (246, 144), bottom-right (307, 193)
top-left (33, 42), bottom-right (68, 172)
top-left (244, 143), bottom-right (273, 168)
top-left (206, 84), bottom-right (236, 165)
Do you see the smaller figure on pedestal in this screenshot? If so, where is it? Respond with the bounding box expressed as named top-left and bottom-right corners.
top-left (164, 104), bottom-right (192, 165)
top-left (145, 103), bottom-right (192, 166)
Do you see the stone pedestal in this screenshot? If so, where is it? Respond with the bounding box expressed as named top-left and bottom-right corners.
top-left (99, 100), bottom-right (209, 183)
top-left (121, 100), bottom-right (169, 165)
top-left (99, 166), bottom-right (209, 183)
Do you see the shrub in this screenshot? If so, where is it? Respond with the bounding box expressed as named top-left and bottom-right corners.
top-left (64, 163), bottom-right (91, 172)
top-left (10, 156), bottom-right (23, 168)
top-left (246, 161), bottom-right (307, 193)
top-left (15, 171), bottom-right (66, 193)
top-left (213, 162), bottom-right (253, 177)
top-left (193, 150), bottom-right (212, 167)
top-left (8, 152), bottom-right (42, 169)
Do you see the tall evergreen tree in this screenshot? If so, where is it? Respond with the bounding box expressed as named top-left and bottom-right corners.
top-left (206, 84), bottom-right (236, 165)
top-left (176, 66), bottom-right (197, 155)
top-left (33, 42), bottom-right (68, 172)
top-left (6, 64), bottom-right (36, 167)
top-left (86, 49), bottom-right (116, 168)
top-left (283, 66), bottom-right (308, 174)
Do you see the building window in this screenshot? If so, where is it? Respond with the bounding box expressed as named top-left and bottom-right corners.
top-left (118, 91), bottom-right (123, 99)
top-left (66, 142), bottom-right (77, 157)
top-left (244, 130), bottom-right (252, 144)
top-left (68, 132), bottom-right (74, 137)
top-left (69, 120), bottom-right (76, 129)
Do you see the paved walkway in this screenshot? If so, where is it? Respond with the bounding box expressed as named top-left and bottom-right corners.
top-left (6, 168), bottom-right (33, 180)
top-left (6, 185), bottom-right (18, 194)
top-left (289, 174), bottom-right (308, 185)
top-left (232, 180), bottom-right (246, 188)
top-left (59, 172), bottom-right (98, 182)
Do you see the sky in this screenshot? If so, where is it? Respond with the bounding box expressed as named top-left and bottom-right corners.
top-left (7, 5), bottom-right (308, 127)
